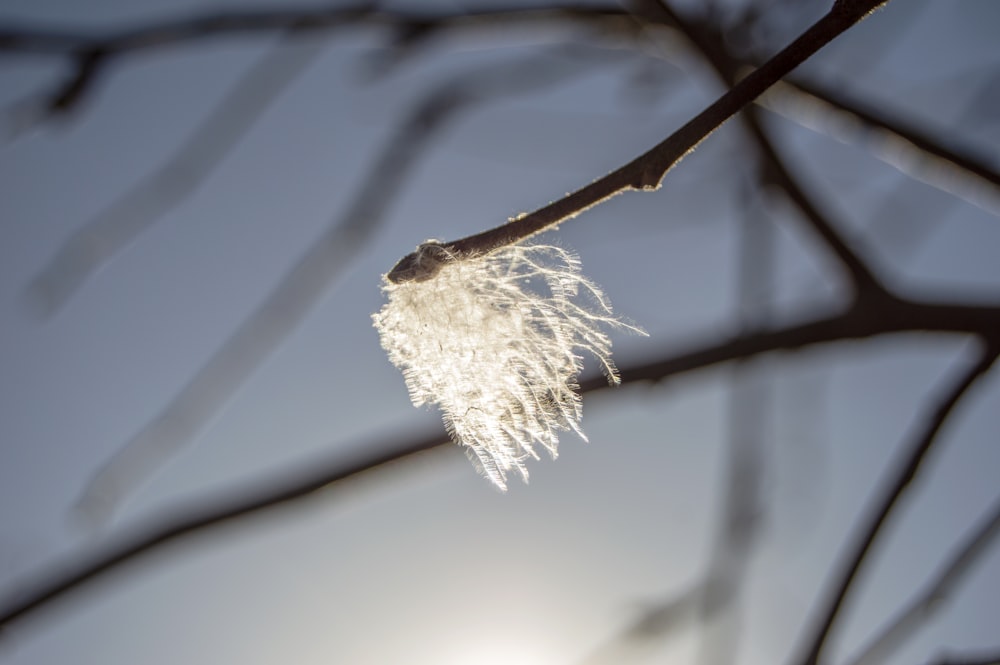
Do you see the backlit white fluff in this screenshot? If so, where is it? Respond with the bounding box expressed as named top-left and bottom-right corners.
top-left (373, 241), bottom-right (642, 489)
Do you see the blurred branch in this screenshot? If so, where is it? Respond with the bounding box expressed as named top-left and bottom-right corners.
top-left (0, 428), bottom-right (455, 634)
top-left (0, 4), bottom-right (633, 117)
top-left (17, 0), bottom-right (986, 286)
top-left (638, 1), bottom-right (1000, 220)
top-left (694, 179), bottom-right (775, 665)
top-left (0, 5), bottom-right (369, 120)
top-left (581, 178), bottom-right (782, 665)
top-left (638, 0), bottom-right (884, 298)
top-left (0, 4), bottom-right (632, 56)
top-left (575, 584), bottom-right (702, 664)
top-left (782, 73), bottom-right (1000, 191)
top-left (72, 48), bottom-right (617, 525)
top-left (760, 77), bottom-right (1000, 216)
top-left (24, 36), bottom-right (327, 315)
top-left (791, 342), bottom-right (1000, 665)
top-left (846, 494), bottom-right (1000, 665)
top-left (930, 652), bottom-right (1000, 665)
top-left (3, 288), bottom-right (999, 633)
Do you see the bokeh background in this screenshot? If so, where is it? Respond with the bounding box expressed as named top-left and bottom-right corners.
top-left (1, 1), bottom-right (999, 664)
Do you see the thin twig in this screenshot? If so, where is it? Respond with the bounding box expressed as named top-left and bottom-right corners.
top-left (386, 0), bottom-right (891, 283)
top-left (790, 341), bottom-right (1000, 665)
top-left (695, 180), bottom-right (775, 665)
top-left (846, 494), bottom-right (1000, 665)
top-left (638, 0), bottom-right (884, 298)
top-left (25, 36), bottom-right (327, 316)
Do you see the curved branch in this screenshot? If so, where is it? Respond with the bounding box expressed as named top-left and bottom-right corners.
top-left (26, 37), bottom-right (327, 315)
top-left (790, 341), bottom-right (1000, 665)
top-left (846, 494), bottom-right (1000, 665)
top-left (387, 0), bottom-right (890, 282)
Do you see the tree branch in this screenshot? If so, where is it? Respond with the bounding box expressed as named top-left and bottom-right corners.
top-left (0, 4), bottom-right (632, 116)
top-left (929, 651), bottom-right (1000, 665)
top-left (790, 341), bottom-right (1000, 665)
top-left (774, 74), bottom-right (1000, 196)
top-left (846, 494), bottom-right (1000, 665)
top-left (386, 0), bottom-right (890, 282)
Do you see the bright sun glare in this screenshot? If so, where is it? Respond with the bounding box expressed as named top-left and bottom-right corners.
top-left (441, 644), bottom-right (553, 665)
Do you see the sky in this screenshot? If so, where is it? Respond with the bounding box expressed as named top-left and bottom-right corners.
top-left (1, 1), bottom-right (999, 664)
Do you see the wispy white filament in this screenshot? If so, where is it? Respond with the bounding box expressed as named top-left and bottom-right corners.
top-left (373, 240), bottom-right (642, 489)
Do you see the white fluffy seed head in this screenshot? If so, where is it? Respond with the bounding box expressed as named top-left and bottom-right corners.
top-left (373, 240), bottom-right (643, 490)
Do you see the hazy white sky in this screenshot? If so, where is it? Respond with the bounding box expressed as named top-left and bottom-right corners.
top-left (1, 1), bottom-right (999, 664)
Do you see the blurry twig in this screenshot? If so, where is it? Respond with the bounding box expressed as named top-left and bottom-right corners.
top-left (634, 1), bottom-right (1000, 219)
top-left (930, 652), bottom-right (1000, 665)
top-left (0, 4), bottom-right (633, 116)
top-left (693, 179), bottom-right (774, 665)
top-left (846, 494), bottom-right (1000, 665)
top-left (791, 342), bottom-right (1000, 665)
top-left (24, 36), bottom-right (327, 316)
top-left (578, 181), bottom-right (777, 665)
top-left (3, 290), bottom-right (999, 633)
top-left (575, 585), bottom-right (702, 664)
top-left (72, 48), bottom-right (618, 525)
top-left (759, 77), bottom-right (1000, 217)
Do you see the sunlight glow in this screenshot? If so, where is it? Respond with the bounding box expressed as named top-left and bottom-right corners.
top-left (440, 643), bottom-right (554, 665)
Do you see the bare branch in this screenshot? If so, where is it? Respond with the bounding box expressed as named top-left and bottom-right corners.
top-left (790, 342), bottom-right (1000, 665)
top-left (694, 188), bottom-right (775, 665)
top-left (591, 296), bottom-right (1000, 391)
top-left (846, 494), bottom-right (1000, 665)
top-left (25, 36), bottom-right (327, 315)
top-left (387, 0), bottom-right (890, 282)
